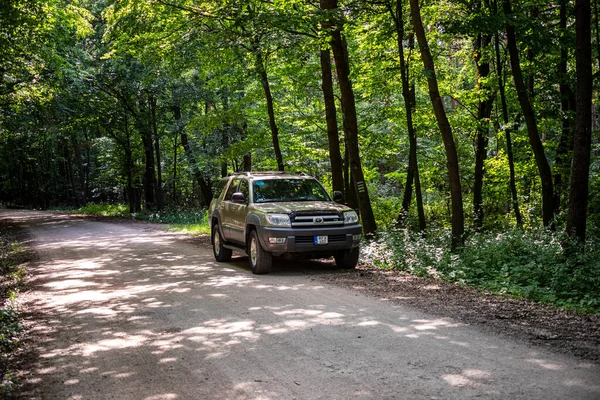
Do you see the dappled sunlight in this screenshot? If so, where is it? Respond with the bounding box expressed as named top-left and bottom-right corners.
top-left (442, 369), bottom-right (493, 388)
top-left (526, 358), bottom-right (565, 371)
top-left (5, 211), bottom-right (597, 400)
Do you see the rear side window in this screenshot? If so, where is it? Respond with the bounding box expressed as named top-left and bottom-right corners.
top-left (213, 178), bottom-right (229, 199)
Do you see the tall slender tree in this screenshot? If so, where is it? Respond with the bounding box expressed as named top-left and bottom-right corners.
top-left (321, 0), bottom-right (377, 235)
top-left (409, 0), bottom-right (464, 247)
top-left (566, 0), bottom-right (593, 243)
top-left (503, 0), bottom-right (554, 228)
top-left (387, 0), bottom-right (426, 231)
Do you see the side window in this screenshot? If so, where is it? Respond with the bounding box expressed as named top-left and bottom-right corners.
top-left (224, 179), bottom-right (240, 201)
top-left (213, 178), bottom-right (229, 199)
top-left (238, 179), bottom-right (249, 201)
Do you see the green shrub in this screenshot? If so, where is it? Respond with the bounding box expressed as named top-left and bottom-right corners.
top-left (76, 203), bottom-right (128, 217)
top-left (362, 227), bottom-right (600, 313)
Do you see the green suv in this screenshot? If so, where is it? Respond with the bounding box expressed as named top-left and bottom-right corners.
top-left (208, 172), bottom-right (362, 274)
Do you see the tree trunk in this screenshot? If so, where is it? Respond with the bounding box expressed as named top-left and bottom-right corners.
top-left (173, 123), bottom-right (178, 204)
top-left (172, 104), bottom-right (213, 204)
top-left (554, 0), bottom-right (576, 212)
top-left (473, 31), bottom-right (494, 231)
top-left (320, 48), bottom-right (344, 194)
top-left (566, 0), bottom-right (592, 243)
top-left (503, 0), bottom-right (554, 228)
top-left (138, 96), bottom-right (156, 211)
top-left (254, 46), bottom-right (284, 172)
top-left (410, 0), bottom-right (464, 248)
top-left (322, 0), bottom-right (377, 236)
top-left (494, 27), bottom-right (522, 227)
top-left (150, 95), bottom-right (163, 211)
top-left (389, 0), bottom-right (425, 230)
top-left (124, 120), bottom-right (136, 214)
top-left (70, 135), bottom-right (85, 206)
top-left (243, 154), bottom-right (252, 172)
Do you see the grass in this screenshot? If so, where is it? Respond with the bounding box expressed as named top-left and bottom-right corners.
top-left (166, 223), bottom-right (211, 235)
top-left (72, 203), bottom-right (211, 235)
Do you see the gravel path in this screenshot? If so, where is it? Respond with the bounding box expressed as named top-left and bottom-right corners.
top-left (2, 210), bottom-right (599, 400)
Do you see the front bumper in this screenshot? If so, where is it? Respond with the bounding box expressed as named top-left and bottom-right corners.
top-left (257, 224), bottom-right (362, 254)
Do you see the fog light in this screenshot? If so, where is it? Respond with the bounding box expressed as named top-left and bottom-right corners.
top-left (352, 234), bottom-right (361, 242)
top-left (269, 237), bottom-right (287, 244)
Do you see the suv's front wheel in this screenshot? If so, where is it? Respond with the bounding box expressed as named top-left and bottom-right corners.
top-left (335, 248), bottom-right (359, 269)
top-left (248, 230), bottom-right (272, 274)
top-left (212, 223), bottom-right (232, 262)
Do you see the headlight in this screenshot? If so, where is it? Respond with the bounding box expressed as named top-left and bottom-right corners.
top-left (343, 210), bottom-right (359, 224)
top-left (265, 213), bottom-right (291, 227)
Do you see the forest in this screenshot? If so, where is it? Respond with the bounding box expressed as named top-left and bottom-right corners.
top-left (0, 0), bottom-right (598, 310)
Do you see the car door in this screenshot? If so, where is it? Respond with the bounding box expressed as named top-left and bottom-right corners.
top-left (221, 178), bottom-right (240, 241)
top-left (229, 178), bottom-right (249, 244)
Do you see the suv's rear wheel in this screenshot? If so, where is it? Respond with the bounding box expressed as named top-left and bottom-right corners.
top-left (212, 223), bottom-right (232, 262)
top-left (248, 230), bottom-right (272, 274)
top-left (335, 248), bottom-right (359, 269)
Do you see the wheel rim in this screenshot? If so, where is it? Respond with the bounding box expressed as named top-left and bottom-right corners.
top-left (249, 236), bottom-right (257, 266)
top-left (214, 230), bottom-right (221, 256)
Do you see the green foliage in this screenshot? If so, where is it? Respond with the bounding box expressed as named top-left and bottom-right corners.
top-left (0, 230), bottom-right (28, 397)
top-left (167, 223), bottom-right (211, 236)
top-left (73, 203), bottom-right (211, 233)
top-left (363, 228), bottom-right (600, 313)
top-left (0, 303), bottom-right (22, 355)
top-left (76, 203), bottom-right (129, 217)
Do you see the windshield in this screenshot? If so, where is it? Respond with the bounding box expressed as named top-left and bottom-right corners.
top-left (253, 179), bottom-right (331, 203)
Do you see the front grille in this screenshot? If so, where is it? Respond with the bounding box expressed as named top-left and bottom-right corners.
top-left (290, 210), bottom-right (343, 227)
top-left (295, 236), bottom-right (315, 244)
top-left (295, 234), bottom-right (348, 244)
top-left (328, 234), bottom-right (347, 242)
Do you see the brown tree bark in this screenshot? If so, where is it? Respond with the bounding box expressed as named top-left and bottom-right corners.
top-left (554, 0), bottom-right (576, 212)
top-left (566, 0), bottom-right (593, 243)
top-left (389, 0), bottom-right (426, 231)
top-left (409, 0), bottom-right (464, 248)
top-left (254, 46), bottom-right (285, 172)
top-left (473, 31), bottom-right (494, 231)
top-left (138, 96), bottom-right (156, 211)
top-left (172, 104), bottom-right (213, 204)
top-left (322, 0), bottom-right (377, 235)
top-left (503, 0), bottom-right (555, 228)
top-left (320, 48), bottom-right (345, 194)
top-left (494, 31), bottom-right (522, 227)
top-left (150, 94), bottom-right (163, 211)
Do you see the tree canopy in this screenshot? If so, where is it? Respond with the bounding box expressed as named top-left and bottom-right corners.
top-left (0, 0), bottom-right (597, 245)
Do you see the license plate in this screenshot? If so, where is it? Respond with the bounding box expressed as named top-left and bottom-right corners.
top-left (314, 235), bottom-right (328, 245)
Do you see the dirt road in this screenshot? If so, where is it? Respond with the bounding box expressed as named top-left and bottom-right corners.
top-left (3, 210), bottom-right (599, 399)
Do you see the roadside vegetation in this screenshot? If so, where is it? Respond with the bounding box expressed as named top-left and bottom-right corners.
top-left (72, 203), bottom-right (211, 235)
top-left (0, 225), bottom-right (29, 396)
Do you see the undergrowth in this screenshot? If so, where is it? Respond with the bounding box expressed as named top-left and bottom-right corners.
top-left (74, 203), bottom-right (210, 234)
top-left (0, 229), bottom-right (29, 397)
top-left (361, 227), bottom-right (600, 313)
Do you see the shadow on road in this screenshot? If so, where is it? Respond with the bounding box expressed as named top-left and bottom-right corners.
top-left (2, 210), bottom-right (598, 400)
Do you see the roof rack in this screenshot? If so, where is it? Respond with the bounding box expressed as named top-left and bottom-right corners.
top-left (231, 171), bottom-right (309, 177)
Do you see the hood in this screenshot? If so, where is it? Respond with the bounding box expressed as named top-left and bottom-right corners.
top-left (251, 201), bottom-right (352, 214)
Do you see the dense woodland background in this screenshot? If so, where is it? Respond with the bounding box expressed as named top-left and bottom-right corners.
top-left (1, 0), bottom-right (599, 308)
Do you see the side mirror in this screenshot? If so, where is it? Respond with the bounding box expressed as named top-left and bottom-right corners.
top-left (231, 192), bottom-right (246, 204)
top-left (333, 191), bottom-right (344, 203)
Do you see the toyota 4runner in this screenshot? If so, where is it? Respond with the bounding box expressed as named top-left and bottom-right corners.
top-left (208, 172), bottom-right (362, 274)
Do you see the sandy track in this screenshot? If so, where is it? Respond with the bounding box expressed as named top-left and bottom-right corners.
top-left (3, 210), bottom-right (599, 400)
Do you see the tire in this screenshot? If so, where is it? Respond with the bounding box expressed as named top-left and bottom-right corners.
top-left (335, 247), bottom-right (359, 269)
top-left (248, 230), bottom-right (272, 274)
top-left (212, 223), bottom-right (232, 262)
